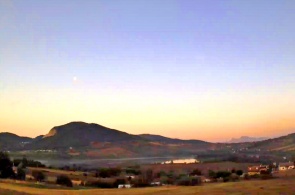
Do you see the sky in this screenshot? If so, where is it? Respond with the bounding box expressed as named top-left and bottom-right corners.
top-left (1, 0), bottom-right (295, 142)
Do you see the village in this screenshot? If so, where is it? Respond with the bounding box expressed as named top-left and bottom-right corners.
top-left (3, 153), bottom-right (295, 189)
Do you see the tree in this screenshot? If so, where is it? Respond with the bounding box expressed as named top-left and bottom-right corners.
top-left (236, 170), bottom-right (243, 176)
top-left (208, 170), bottom-right (216, 179)
top-left (21, 157), bottom-right (28, 168)
top-left (16, 167), bottom-right (26, 180)
top-left (190, 169), bottom-right (202, 176)
top-left (0, 152), bottom-right (14, 178)
top-left (144, 169), bottom-right (153, 183)
top-left (32, 170), bottom-right (45, 182)
top-left (216, 171), bottom-right (231, 179)
top-left (56, 175), bottom-right (73, 187)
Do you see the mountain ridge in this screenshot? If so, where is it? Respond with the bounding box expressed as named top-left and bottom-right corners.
top-left (1, 122), bottom-right (295, 161)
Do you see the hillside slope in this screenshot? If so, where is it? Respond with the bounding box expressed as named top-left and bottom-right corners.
top-left (28, 122), bottom-right (145, 149)
top-left (248, 133), bottom-right (295, 151)
top-left (0, 132), bottom-right (32, 150)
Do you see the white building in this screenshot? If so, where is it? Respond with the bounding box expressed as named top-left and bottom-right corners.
top-left (279, 162), bottom-right (294, 171)
top-left (118, 184), bottom-right (132, 188)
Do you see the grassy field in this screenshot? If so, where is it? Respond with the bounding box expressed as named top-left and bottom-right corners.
top-left (0, 177), bottom-right (294, 195)
top-left (142, 161), bottom-right (255, 176)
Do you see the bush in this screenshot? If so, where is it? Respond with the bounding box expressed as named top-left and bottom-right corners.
top-left (216, 171), bottom-right (231, 179)
top-left (223, 177), bottom-right (230, 182)
top-left (176, 176), bottom-right (201, 186)
top-left (190, 169), bottom-right (202, 176)
top-left (56, 175), bottom-right (73, 187)
top-left (236, 170), bottom-right (243, 176)
top-left (32, 170), bottom-right (46, 182)
top-left (208, 170), bottom-right (217, 179)
top-left (177, 176), bottom-right (191, 186)
top-left (113, 178), bottom-right (126, 187)
top-left (16, 168), bottom-right (26, 180)
top-left (13, 159), bottom-right (45, 168)
top-left (125, 168), bottom-right (141, 175)
top-left (85, 180), bottom-right (114, 188)
top-left (230, 173), bottom-right (239, 181)
top-left (131, 178), bottom-right (151, 187)
top-left (97, 168), bottom-right (122, 178)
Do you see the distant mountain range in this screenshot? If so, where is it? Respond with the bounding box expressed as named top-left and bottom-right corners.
top-left (0, 121), bottom-right (294, 161)
top-left (228, 136), bottom-right (269, 143)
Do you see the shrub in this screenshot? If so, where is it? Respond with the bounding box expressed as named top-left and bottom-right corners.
top-left (125, 168), bottom-right (141, 175)
top-left (236, 170), bottom-right (243, 176)
top-left (16, 168), bottom-right (26, 180)
top-left (131, 178), bottom-right (150, 187)
top-left (176, 176), bottom-right (201, 186)
top-left (216, 171), bottom-right (231, 179)
top-left (32, 170), bottom-right (45, 182)
top-left (56, 175), bottom-right (73, 187)
top-left (97, 168), bottom-right (122, 178)
top-left (85, 180), bottom-right (114, 188)
top-left (113, 178), bottom-right (126, 187)
top-left (223, 177), bottom-right (230, 182)
top-left (190, 169), bottom-right (202, 176)
top-left (177, 176), bottom-right (191, 186)
top-left (191, 177), bottom-right (202, 186)
top-left (208, 170), bottom-right (217, 179)
top-left (230, 173), bottom-right (239, 181)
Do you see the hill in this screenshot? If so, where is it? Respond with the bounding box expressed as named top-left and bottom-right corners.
top-left (1, 121), bottom-right (295, 162)
top-left (139, 134), bottom-right (209, 146)
top-left (28, 122), bottom-right (145, 149)
top-left (0, 132), bottom-right (32, 150)
top-left (248, 133), bottom-right (295, 152)
top-left (228, 136), bottom-right (269, 143)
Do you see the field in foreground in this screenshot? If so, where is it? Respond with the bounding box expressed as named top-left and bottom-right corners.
top-left (0, 177), bottom-right (295, 195)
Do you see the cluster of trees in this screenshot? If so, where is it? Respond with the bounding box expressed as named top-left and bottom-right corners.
top-left (208, 169), bottom-right (244, 182)
top-left (85, 178), bottom-right (126, 188)
top-left (31, 170), bottom-right (73, 187)
top-left (94, 167), bottom-right (122, 178)
top-left (0, 152), bottom-right (15, 179)
top-left (13, 159), bottom-right (46, 168)
top-left (0, 152), bottom-right (28, 180)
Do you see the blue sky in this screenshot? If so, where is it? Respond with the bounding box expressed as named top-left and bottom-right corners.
top-left (0, 0), bottom-right (295, 141)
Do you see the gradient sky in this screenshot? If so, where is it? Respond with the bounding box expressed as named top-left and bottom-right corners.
top-left (1, 0), bottom-right (295, 142)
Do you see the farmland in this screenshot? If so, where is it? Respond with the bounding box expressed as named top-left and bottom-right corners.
top-left (142, 161), bottom-right (255, 176)
top-left (0, 176), bottom-right (294, 195)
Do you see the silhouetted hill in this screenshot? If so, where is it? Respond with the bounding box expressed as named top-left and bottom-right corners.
top-left (139, 134), bottom-right (209, 146)
top-left (28, 122), bottom-right (145, 149)
top-left (0, 132), bottom-right (32, 150)
top-left (1, 122), bottom-right (295, 162)
top-left (228, 136), bottom-right (269, 143)
top-left (248, 133), bottom-right (295, 151)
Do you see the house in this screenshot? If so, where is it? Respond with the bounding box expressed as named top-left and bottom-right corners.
top-left (151, 181), bottom-right (161, 186)
top-left (247, 165), bottom-right (260, 175)
top-left (279, 162), bottom-right (294, 171)
top-left (248, 165), bottom-right (269, 175)
top-left (199, 176), bottom-right (211, 183)
top-left (118, 184), bottom-right (132, 188)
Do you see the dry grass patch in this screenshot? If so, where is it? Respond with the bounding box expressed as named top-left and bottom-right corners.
top-left (0, 177), bottom-right (295, 195)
